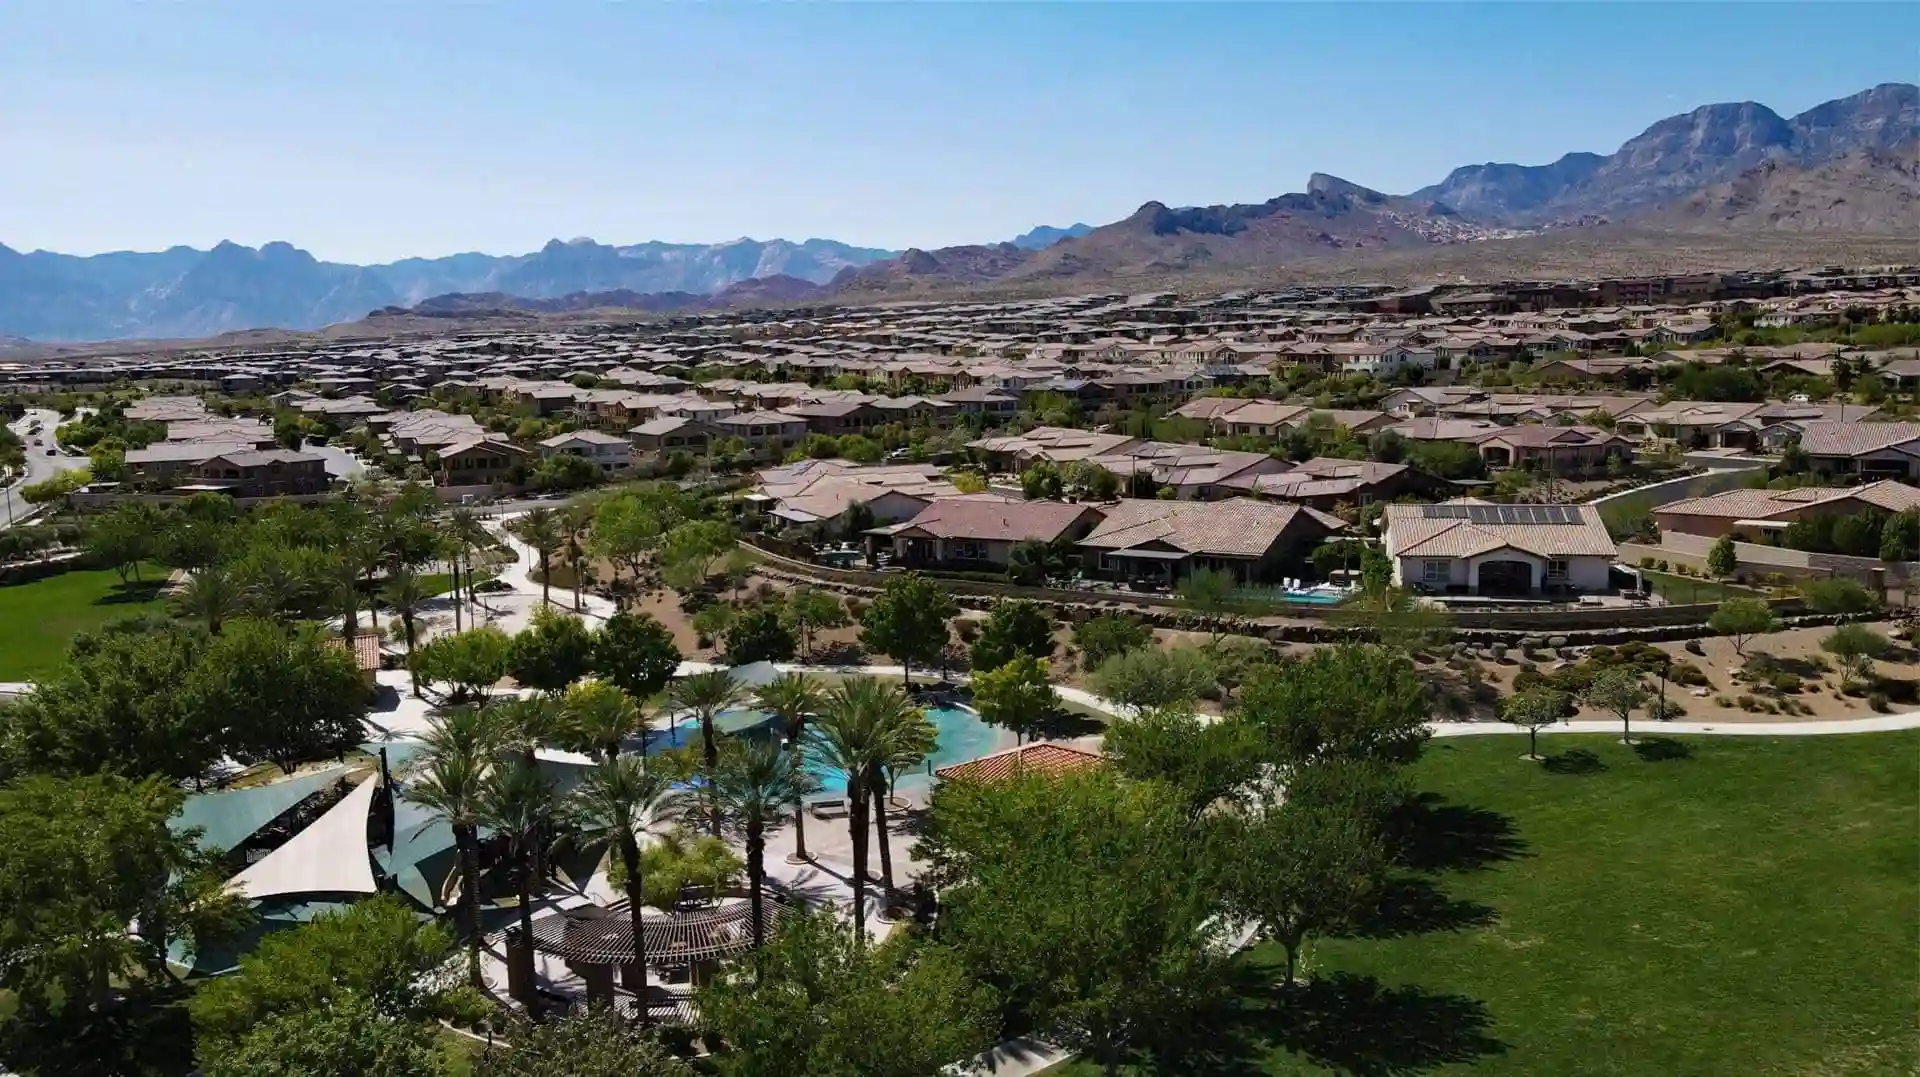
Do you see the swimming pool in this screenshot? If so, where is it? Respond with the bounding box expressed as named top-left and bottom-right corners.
top-left (687, 702), bottom-right (1009, 799)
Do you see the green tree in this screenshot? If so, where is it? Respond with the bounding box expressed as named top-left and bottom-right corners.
top-left (1706, 534), bottom-right (1738, 578)
top-left (381, 564), bottom-right (431, 662)
top-left (410, 625), bottom-right (514, 702)
top-left (590, 611), bottom-right (683, 703)
top-left (805, 678), bottom-right (894, 938)
top-left (1331, 583), bottom-right (1454, 653)
top-left (918, 769), bottom-right (1230, 1076)
top-left (659, 519), bottom-right (737, 592)
top-left (1236, 644), bottom-right (1431, 767)
top-left (0, 775), bottom-right (250, 1018)
top-left (783, 587), bottom-right (848, 659)
top-left (189, 896), bottom-right (453, 1068)
top-left (478, 759), bottom-right (560, 1011)
top-left (86, 502), bottom-right (157, 583)
top-left (968, 599), bottom-right (1056, 671)
top-left (724, 606), bottom-right (798, 664)
top-left (564, 756), bottom-right (683, 1024)
top-left (711, 739), bottom-right (817, 954)
top-left (203, 992), bottom-right (447, 1077)
top-left (509, 606), bottom-right (597, 695)
top-left (1708, 597), bottom-right (1777, 656)
top-left (1822, 624), bottom-right (1891, 691)
top-left (1102, 706), bottom-right (1259, 820)
top-left (857, 572), bottom-right (958, 685)
top-left (186, 618), bottom-right (368, 776)
top-left (1089, 645), bottom-right (1216, 712)
top-left (1072, 614), bottom-right (1152, 667)
top-left (560, 678), bottom-right (646, 761)
top-left (404, 707), bottom-right (496, 984)
top-left (1879, 509), bottom-right (1920, 562)
top-left (970, 655), bottom-right (1056, 744)
top-left (753, 672), bottom-right (827, 861)
top-left (1021, 461), bottom-right (1065, 500)
top-left (1175, 566), bottom-right (1245, 647)
top-left (670, 670), bottom-right (750, 833)
top-left (1218, 761), bottom-right (1393, 986)
top-left (511, 507), bottom-right (566, 607)
top-left (477, 1007), bottom-right (694, 1077)
top-left (697, 911), bottom-right (996, 1077)
top-left (0, 623), bottom-right (222, 783)
top-left (1583, 666), bottom-right (1651, 743)
top-left (1503, 687), bottom-right (1569, 760)
top-left (1799, 577), bottom-right (1880, 622)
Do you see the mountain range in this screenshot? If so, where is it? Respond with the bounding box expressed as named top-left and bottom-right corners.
top-left (1, 83), bottom-right (1912, 342)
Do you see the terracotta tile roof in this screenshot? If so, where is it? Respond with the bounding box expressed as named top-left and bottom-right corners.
top-left (1383, 502), bottom-right (1618, 559)
top-left (890, 496), bottom-right (1097, 543)
top-left (1081, 497), bottom-right (1344, 558)
top-left (935, 742), bottom-right (1105, 783)
top-left (1795, 421), bottom-right (1920, 458)
top-left (1656, 480), bottom-right (1920, 520)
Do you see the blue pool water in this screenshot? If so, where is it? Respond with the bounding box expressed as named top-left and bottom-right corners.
top-left (667, 703), bottom-right (1006, 799)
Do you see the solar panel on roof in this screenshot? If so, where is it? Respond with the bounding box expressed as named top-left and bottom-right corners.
top-left (1420, 503), bottom-right (1580, 525)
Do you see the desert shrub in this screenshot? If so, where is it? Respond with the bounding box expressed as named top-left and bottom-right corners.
top-left (1713, 694), bottom-right (1733, 707)
top-left (1736, 694), bottom-right (1761, 711)
top-left (1868, 691), bottom-right (1891, 712)
top-left (1684, 639), bottom-right (1705, 656)
top-left (1668, 661), bottom-right (1710, 687)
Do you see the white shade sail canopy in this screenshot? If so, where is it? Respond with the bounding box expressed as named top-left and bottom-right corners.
top-left (229, 773), bottom-right (381, 900)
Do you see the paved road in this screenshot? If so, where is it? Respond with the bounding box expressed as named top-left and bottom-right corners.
top-left (1, 409), bottom-right (87, 529)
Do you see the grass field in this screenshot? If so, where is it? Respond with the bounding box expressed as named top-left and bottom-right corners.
top-left (0, 562), bottom-right (169, 680)
top-left (1053, 732), bottom-right (1919, 1077)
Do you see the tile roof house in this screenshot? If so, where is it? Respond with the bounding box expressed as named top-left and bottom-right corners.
top-left (870, 494), bottom-right (1105, 569)
top-left (1220, 457), bottom-right (1450, 509)
top-left (1078, 497), bottom-right (1345, 585)
top-left (1652, 480), bottom-right (1920, 539)
top-left (753, 461), bottom-right (959, 537)
top-left (1382, 502), bottom-right (1618, 596)
top-left (1794, 421), bottom-right (1920, 481)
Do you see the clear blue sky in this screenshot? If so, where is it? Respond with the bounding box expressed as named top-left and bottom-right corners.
top-left (1, 2), bottom-right (1910, 263)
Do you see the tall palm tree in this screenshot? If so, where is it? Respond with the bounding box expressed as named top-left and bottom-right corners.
top-left (711, 738), bottom-right (816, 960)
top-left (564, 754), bottom-right (682, 1026)
top-left (171, 564), bottom-right (242, 635)
top-left (438, 532), bottom-right (466, 633)
top-left (866, 695), bottom-right (936, 900)
top-left (668, 670), bottom-right (747, 835)
top-left (753, 672), bottom-right (825, 862)
top-left (404, 707), bottom-right (498, 987)
top-left (561, 679), bottom-right (645, 762)
top-left (381, 566), bottom-right (429, 694)
top-left (514, 508), bottom-right (564, 608)
top-left (561, 503), bottom-right (595, 612)
top-left (448, 507), bottom-right (492, 623)
top-left (491, 694), bottom-right (563, 885)
top-left (806, 679), bottom-right (892, 941)
top-left (477, 758), bottom-right (558, 1012)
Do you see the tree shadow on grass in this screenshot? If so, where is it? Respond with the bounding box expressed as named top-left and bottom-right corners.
top-left (1351, 875), bottom-right (1499, 940)
top-left (1543, 747), bottom-right (1607, 775)
top-left (1265, 972), bottom-right (1507, 1077)
top-left (1032, 707), bottom-right (1106, 741)
top-left (1386, 793), bottom-right (1528, 873)
top-left (1132, 960), bottom-right (1280, 1077)
top-left (1631, 736), bottom-right (1693, 762)
top-left (100, 579), bottom-right (166, 605)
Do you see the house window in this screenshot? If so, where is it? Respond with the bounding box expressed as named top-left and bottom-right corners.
top-left (951, 540), bottom-right (987, 561)
top-left (1546, 559), bottom-right (1570, 581)
top-left (1421, 559), bottom-right (1450, 584)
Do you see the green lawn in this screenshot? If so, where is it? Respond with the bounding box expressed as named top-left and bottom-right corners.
top-left (1055, 732), bottom-right (1920, 1077)
top-left (0, 562), bottom-right (169, 680)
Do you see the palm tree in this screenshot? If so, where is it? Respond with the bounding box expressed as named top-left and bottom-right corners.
top-left (806, 679), bottom-right (892, 941)
top-left (668, 670), bottom-right (747, 835)
top-left (438, 532), bottom-right (466, 633)
top-left (867, 696), bottom-right (936, 901)
top-left (171, 564), bottom-right (242, 634)
top-left (564, 754), bottom-right (681, 1025)
top-left (515, 508), bottom-right (564, 608)
top-left (561, 503), bottom-right (595, 612)
top-left (381, 566), bottom-right (429, 694)
top-left (492, 694), bottom-right (563, 885)
top-left (448, 506), bottom-right (492, 624)
top-left (711, 738), bottom-right (816, 960)
top-left (753, 672), bottom-right (824, 862)
top-left (477, 758), bottom-right (558, 1012)
top-left (561, 679), bottom-right (645, 762)
top-left (404, 707), bottom-right (497, 987)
